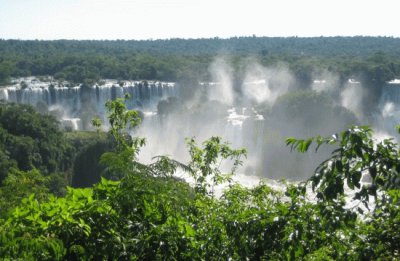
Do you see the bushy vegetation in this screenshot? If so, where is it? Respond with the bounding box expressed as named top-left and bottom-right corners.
top-left (0, 99), bottom-right (399, 260)
top-left (0, 37), bottom-right (399, 259)
top-left (0, 102), bottom-right (74, 181)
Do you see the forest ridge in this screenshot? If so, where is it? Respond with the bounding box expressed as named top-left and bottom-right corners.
top-left (1, 36), bottom-right (400, 86)
top-left (2, 36), bottom-right (400, 56)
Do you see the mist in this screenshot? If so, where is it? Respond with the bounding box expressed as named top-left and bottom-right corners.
top-left (242, 62), bottom-right (293, 105)
top-left (208, 58), bottom-right (235, 105)
top-left (3, 58), bottom-right (398, 181)
top-left (311, 70), bottom-right (341, 94)
top-left (134, 57), bottom-right (363, 180)
top-left (340, 80), bottom-right (364, 120)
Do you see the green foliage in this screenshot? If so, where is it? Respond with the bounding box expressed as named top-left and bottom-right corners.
top-left (0, 60), bottom-right (14, 85)
top-left (102, 174), bottom-right (195, 260)
top-left (1, 96), bottom-right (399, 259)
top-left (96, 95), bottom-right (147, 180)
top-left (358, 189), bottom-right (400, 258)
top-left (186, 136), bottom-right (246, 196)
top-left (148, 155), bottom-right (191, 178)
top-left (270, 90), bottom-right (357, 137)
top-left (287, 126), bottom-right (400, 205)
top-left (259, 90), bottom-right (358, 179)
top-left (72, 135), bottom-right (114, 187)
top-left (104, 94), bottom-right (143, 151)
top-left (0, 102), bottom-right (74, 180)
top-left (46, 173), bottom-right (68, 197)
top-left (1, 38), bottom-right (399, 87)
top-left (91, 116), bottom-right (102, 133)
top-left (0, 147), bottom-right (17, 182)
top-left (287, 125), bottom-right (400, 260)
top-left (65, 130), bottom-right (108, 149)
top-left (0, 168), bottom-right (49, 218)
top-left (65, 131), bottom-right (115, 187)
top-left (1, 186), bottom-right (124, 260)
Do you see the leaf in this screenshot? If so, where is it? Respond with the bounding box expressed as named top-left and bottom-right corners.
top-left (285, 137), bottom-right (297, 150)
top-left (300, 139), bottom-right (313, 153)
top-left (396, 124), bottom-right (400, 134)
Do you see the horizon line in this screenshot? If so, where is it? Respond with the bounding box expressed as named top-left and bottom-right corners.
top-left (2, 35), bottom-right (400, 41)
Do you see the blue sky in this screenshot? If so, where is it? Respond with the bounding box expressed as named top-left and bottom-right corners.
top-left (0, 0), bottom-right (399, 40)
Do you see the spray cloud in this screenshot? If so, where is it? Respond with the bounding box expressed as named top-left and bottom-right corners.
top-left (208, 58), bottom-right (234, 105)
top-left (242, 61), bottom-right (293, 105)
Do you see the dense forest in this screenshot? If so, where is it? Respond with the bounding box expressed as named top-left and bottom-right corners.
top-left (0, 37), bottom-right (400, 86)
top-left (2, 36), bottom-right (400, 56)
top-left (0, 37), bottom-right (400, 259)
top-left (0, 98), bottom-right (399, 259)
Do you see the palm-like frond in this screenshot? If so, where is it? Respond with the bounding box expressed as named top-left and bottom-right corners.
top-left (149, 155), bottom-right (191, 177)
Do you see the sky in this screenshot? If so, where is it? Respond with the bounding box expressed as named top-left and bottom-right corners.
top-left (0, 0), bottom-right (399, 40)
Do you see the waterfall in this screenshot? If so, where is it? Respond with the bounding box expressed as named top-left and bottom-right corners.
top-left (225, 108), bottom-right (248, 147)
top-left (61, 118), bottom-right (82, 131)
top-left (377, 80), bottom-right (400, 134)
top-left (0, 88), bottom-right (9, 100)
top-left (1, 78), bottom-right (179, 130)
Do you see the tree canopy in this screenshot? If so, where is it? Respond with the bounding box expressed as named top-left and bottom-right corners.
top-left (0, 102), bottom-right (74, 181)
top-left (0, 99), bottom-right (399, 259)
top-left (0, 37), bottom-right (399, 85)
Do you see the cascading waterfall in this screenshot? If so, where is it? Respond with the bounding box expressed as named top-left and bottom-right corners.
top-left (0, 78), bottom-right (178, 130)
top-left (225, 108), bottom-right (248, 148)
top-left (225, 107), bottom-right (265, 174)
top-left (0, 87), bottom-right (10, 101)
top-left (1, 78), bottom-right (265, 157)
top-left (377, 80), bottom-right (400, 134)
top-left (4, 76), bottom-right (399, 177)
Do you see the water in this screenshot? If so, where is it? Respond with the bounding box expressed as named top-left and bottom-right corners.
top-left (2, 77), bottom-right (400, 197)
top-left (377, 81), bottom-right (400, 135)
top-left (1, 77), bottom-right (178, 126)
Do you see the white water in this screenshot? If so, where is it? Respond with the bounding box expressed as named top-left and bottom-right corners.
top-left (61, 118), bottom-right (82, 131)
top-left (0, 77), bottom-right (178, 128)
top-left (377, 81), bottom-right (400, 135)
top-left (136, 106), bottom-right (264, 171)
top-left (2, 77), bottom-right (400, 202)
